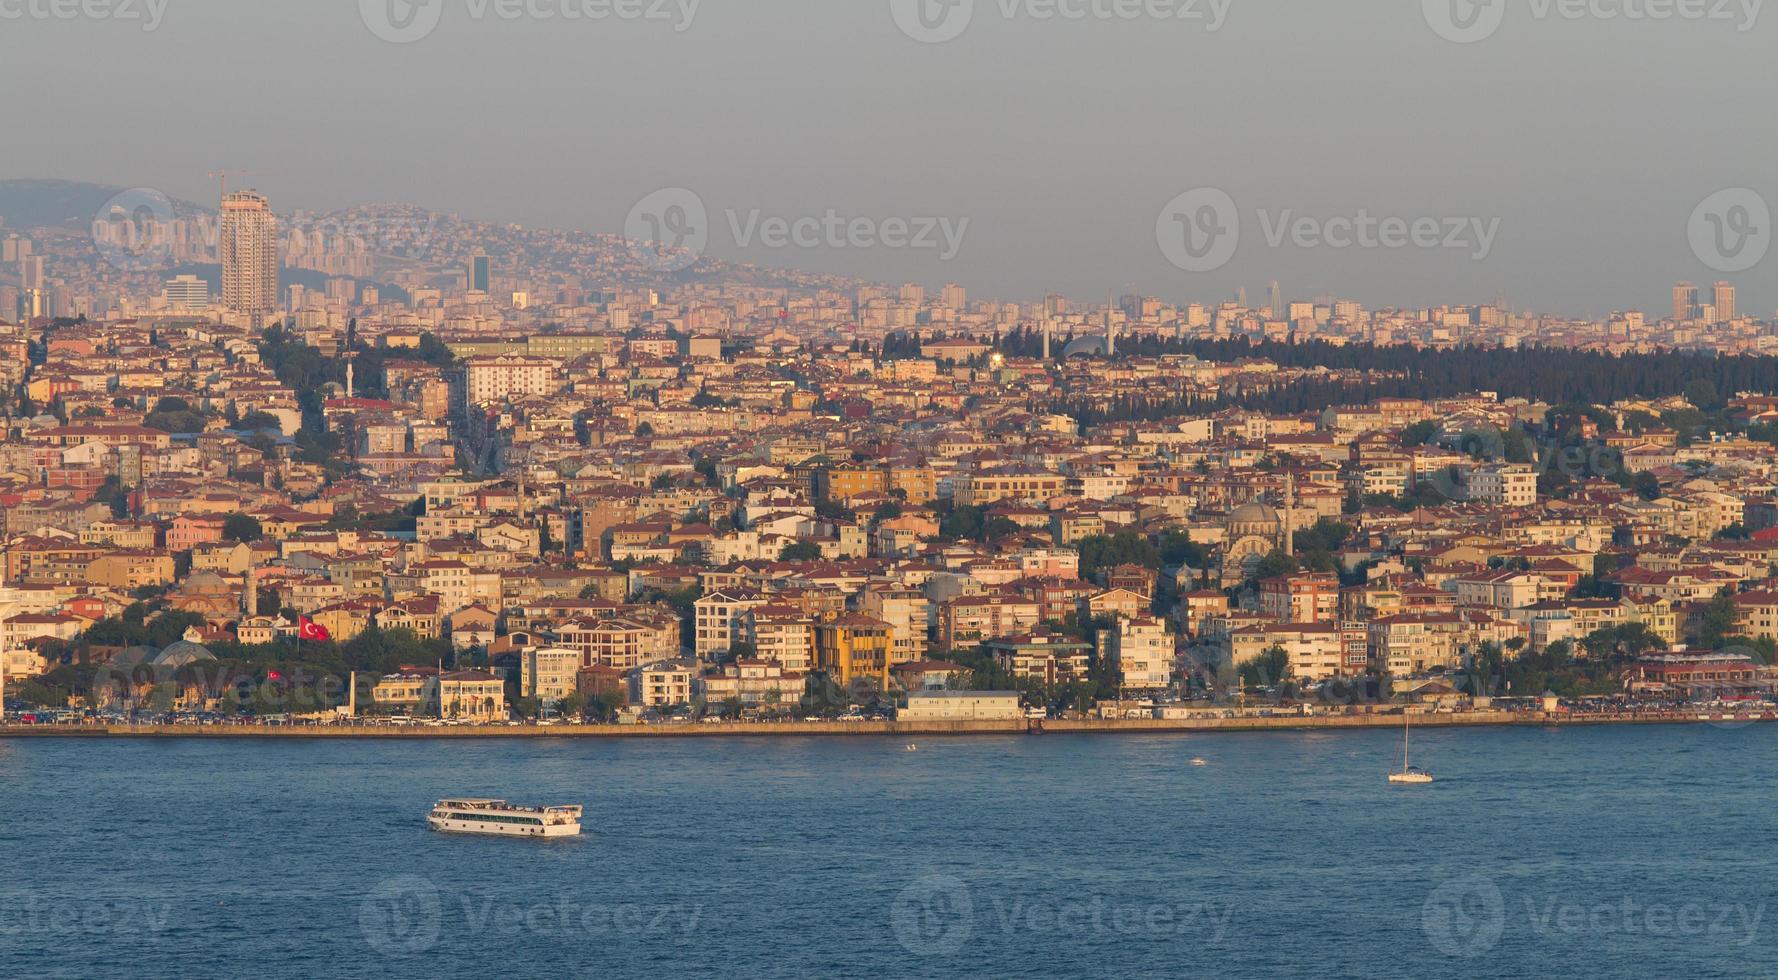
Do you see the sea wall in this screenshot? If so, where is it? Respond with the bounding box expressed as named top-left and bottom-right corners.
top-left (0, 710), bottom-right (1768, 739)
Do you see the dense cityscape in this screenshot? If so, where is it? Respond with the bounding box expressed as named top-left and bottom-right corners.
top-left (0, 180), bottom-right (1775, 731)
top-left (12, 0), bottom-right (1778, 973)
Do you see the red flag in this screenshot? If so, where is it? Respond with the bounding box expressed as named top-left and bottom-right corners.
top-left (298, 616), bottom-right (331, 642)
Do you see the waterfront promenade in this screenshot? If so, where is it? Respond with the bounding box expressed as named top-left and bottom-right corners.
top-left (2, 709), bottom-right (1771, 739)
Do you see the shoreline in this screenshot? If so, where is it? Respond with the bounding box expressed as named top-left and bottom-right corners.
top-left (3, 711), bottom-right (1772, 739)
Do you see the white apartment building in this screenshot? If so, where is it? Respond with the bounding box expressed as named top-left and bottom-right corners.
top-left (1465, 463), bottom-right (1538, 507)
top-left (1101, 615), bottom-right (1174, 689)
top-left (693, 589), bottom-right (769, 658)
top-left (520, 647), bottom-right (581, 706)
top-left (745, 605), bottom-right (814, 672)
top-left (630, 660), bottom-right (695, 708)
top-left (464, 355), bottom-right (559, 406)
top-left (859, 588), bottom-right (930, 666)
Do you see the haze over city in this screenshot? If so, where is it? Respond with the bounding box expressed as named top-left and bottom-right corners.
top-left (3, 0), bottom-right (1774, 315)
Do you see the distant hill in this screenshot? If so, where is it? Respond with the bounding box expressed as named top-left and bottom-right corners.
top-left (0, 179), bottom-right (207, 232)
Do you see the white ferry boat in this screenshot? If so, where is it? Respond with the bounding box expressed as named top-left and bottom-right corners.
top-left (427, 799), bottom-right (583, 838)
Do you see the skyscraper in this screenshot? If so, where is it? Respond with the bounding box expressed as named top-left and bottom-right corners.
top-left (220, 190), bottom-right (278, 323)
top-left (1714, 281), bottom-right (1736, 323)
top-left (1673, 282), bottom-right (1699, 321)
top-left (469, 254), bottom-right (491, 293)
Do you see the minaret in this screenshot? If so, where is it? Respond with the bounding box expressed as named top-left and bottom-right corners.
top-left (1284, 471), bottom-right (1297, 556)
top-left (243, 549), bottom-right (258, 619)
top-left (345, 357), bottom-right (355, 399)
top-left (1105, 295), bottom-right (1117, 358)
top-left (1041, 316), bottom-right (1051, 360)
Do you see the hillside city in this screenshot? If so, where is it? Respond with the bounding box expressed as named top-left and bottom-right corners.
top-left (3, 187), bottom-right (1778, 727)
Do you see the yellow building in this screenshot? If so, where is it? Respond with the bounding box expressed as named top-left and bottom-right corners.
top-left (816, 465), bottom-right (889, 503)
top-left (85, 552), bottom-right (176, 590)
top-left (437, 670), bottom-right (507, 721)
top-left (813, 614), bottom-right (896, 686)
top-left (885, 461), bottom-right (937, 505)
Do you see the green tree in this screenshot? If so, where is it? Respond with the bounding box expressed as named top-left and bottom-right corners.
top-left (1238, 645), bottom-right (1290, 689)
top-left (556, 691), bottom-right (588, 721)
top-left (1076, 531), bottom-right (1161, 583)
top-left (779, 542), bottom-right (824, 561)
top-left (223, 514), bottom-right (263, 543)
top-left (1250, 549), bottom-right (1300, 583)
top-left (1698, 591), bottom-right (1739, 650)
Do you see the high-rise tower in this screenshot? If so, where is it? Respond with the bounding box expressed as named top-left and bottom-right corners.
top-left (220, 190), bottom-right (278, 324)
top-left (1673, 282), bottom-right (1699, 321)
top-left (1714, 281), bottom-right (1737, 323)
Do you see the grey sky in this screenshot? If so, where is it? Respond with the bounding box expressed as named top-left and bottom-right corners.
top-left (2, 0), bottom-right (1773, 317)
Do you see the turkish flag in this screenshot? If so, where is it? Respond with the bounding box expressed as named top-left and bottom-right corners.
top-left (298, 616), bottom-right (331, 642)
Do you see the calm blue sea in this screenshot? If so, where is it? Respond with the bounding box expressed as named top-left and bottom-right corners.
top-left (1, 725), bottom-right (1775, 979)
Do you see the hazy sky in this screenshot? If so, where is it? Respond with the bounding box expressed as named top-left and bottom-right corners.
top-left (3, 0), bottom-right (1773, 317)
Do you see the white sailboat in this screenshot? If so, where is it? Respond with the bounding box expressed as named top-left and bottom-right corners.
top-left (1388, 710), bottom-right (1434, 785)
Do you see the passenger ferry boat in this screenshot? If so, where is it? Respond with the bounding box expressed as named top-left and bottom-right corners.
top-left (427, 799), bottom-right (583, 838)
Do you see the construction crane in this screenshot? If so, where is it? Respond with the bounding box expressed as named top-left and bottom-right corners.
top-left (206, 170), bottom-right (269, 200)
